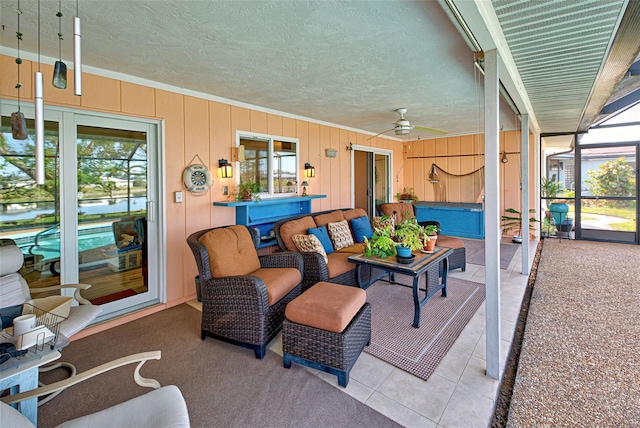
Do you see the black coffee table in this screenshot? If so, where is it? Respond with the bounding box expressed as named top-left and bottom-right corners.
top-left (348, 246), bottom-right (453, 328)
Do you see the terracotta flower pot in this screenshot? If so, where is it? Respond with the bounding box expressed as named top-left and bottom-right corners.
top-left (423, 235), bottom-right (437, 252)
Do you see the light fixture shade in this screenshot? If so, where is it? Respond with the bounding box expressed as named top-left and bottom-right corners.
top-left (219, 159), bottom-right (232, 178)
top-left (428, 163), bottom-right (439, 183)
top-left (73, 16), bottom-right (81, 96)
top-left (304, 162), bottom-right (315, 178)
top-left (34, 71), bottom-right (45, 185)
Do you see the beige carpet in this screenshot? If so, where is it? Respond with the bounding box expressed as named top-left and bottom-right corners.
top-left (507, 239), bottom-right (640, 426)
top-left (37, 304), bottom-right (400, 428)
top-left (365, 277), bottom-right (485, 380)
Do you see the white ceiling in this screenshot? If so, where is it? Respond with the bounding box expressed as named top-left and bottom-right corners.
top-left (0, 0), bottom-right (637, 141)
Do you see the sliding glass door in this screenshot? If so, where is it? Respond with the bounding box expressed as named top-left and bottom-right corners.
top-left (1, 102), bottom-right (162, 321)
top-left (351, 145), bottom-right (392, 217)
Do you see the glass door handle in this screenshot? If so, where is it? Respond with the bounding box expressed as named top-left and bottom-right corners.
top-left (147, 200), bottom-right (155, 222)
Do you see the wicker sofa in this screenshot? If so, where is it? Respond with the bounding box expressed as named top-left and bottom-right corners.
top-left (273, 208), bottom-right (371, 290)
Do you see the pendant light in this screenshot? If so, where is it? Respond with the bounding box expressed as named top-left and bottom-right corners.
top-left (11, 1), bottom-right (27, 140)
top-left (35, 0), bottom-right (45, 185)
top-left (73, 0), bottom-right (82, 96)
top-left (52, 0), bottom-right (67, 89)
top-left (428, 164), bottom-right (439, 183)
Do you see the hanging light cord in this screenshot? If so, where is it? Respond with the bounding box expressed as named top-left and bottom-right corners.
top-left (15, 0), bottom-right (23, 111)
top-left (57, 0), bottom-right (63, 60)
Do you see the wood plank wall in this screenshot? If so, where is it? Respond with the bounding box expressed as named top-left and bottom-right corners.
top-left (1, 55), bottom-right (536, 330)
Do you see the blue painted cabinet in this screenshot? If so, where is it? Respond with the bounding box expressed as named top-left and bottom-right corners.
top-left (214, 195), bottom-right (326, 248)
top-left (415, 202), bottom-right (485, 239)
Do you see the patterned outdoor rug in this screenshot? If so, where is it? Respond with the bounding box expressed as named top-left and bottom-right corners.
top-left (365, 276), bottom-right (485, 381)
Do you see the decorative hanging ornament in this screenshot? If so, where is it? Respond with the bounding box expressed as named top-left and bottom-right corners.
top-left (52, 0), bottom-right (67, 89)
top-left (35, 0), bottom-right (45, 185)
top-left (73, 0), bottom-right (81, 96)
top-left (12, 2), bottom-right (28, 140)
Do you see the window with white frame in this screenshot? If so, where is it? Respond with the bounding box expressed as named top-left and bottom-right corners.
top-left (237, 131), bottom-right (299, 197)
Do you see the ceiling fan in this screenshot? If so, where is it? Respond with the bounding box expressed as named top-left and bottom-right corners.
top-left (368, 108), bottom-right (447, 140)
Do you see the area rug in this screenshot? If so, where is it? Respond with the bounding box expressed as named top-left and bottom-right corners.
top-left (365, 277), bottom-right (485, 381)
top-left (462, 238), bottom-right (519, 269)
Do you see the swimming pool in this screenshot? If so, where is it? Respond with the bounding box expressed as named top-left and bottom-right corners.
top-left (11, 225), bottom-right (116, 262)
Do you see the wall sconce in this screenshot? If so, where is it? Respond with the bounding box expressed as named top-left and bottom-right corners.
top-left (301, 181), bottom-right (309, 196)
top-left (219, 159), bottom-right (233, 178)
top-left (428, 164), bottom-right (439, 183)
top-left (304, 162), bottom-right (315, 178)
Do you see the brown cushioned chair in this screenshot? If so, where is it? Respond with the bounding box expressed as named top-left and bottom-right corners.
top-left (378, 203), bottom-right (466, 274)
top-left (187, 225), bottom-right (303, 358)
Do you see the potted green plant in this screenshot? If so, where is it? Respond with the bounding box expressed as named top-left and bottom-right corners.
top-left (541, 217), bottom-right (555, 238)
top-left (235, 180), bottom-right (261, 202)
top-left (421, 224), bottom-right (440, 252)
top-left (541, 177), bottom-right (564, 200)
top-left (363, 214), bottom-right (424, 258)
top-left (541, 177), bottom-right (569, 230)
top-left (363, 222), bottom-right (396, 258)
top-left (395, 187), bottom-right (419, 204)
top-left (501, 208), bottom-right (538, 243)
top-left (393, 215), bottom-right (424, 256)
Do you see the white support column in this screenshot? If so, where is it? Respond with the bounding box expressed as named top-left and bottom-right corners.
top-left (534, 132), bottom-right (541, 231)
top-left (484, 49), bottom-right (501, 380)
top-left (521, 114), bottom-right (530, 275)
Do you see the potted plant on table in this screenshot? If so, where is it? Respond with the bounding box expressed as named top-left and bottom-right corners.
top-left (395, 187), bottom-right (419, 204)
top-left (363, 214), bottom-right (424, 259)
top-left (393, 216), bottom-right (424, 257)
top-left (421, 224), bottom-right (440, 253)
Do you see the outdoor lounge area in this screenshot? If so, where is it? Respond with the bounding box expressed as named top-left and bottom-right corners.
top-left (2, 1), bottom-right (639, 427)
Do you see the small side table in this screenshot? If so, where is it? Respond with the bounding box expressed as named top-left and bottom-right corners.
top-left (0, 349), bottom-right (61, 426)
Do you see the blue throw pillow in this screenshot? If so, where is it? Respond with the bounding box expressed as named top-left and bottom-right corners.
top-left (308, 226), bottom-right (334, 254)
top-left (350, 216), bottom-right (373, 243)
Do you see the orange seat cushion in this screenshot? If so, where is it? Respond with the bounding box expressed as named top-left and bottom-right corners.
top-left (198, 226), bottom-right (260, 277)
top-left (279, 216), bottom-right (317, 252)
top-left (252, 267), bottom-right (302, 306)
top-left (334, 243), bottom-right (365, 254)
top-left (313, 210), bottom-right (345, 228)
top-left (326, 252), bottom-right (356, 279)
top-left (285, 282), bottom-right (366, 333)
top-left (436, 235), bottom-right (465, 249)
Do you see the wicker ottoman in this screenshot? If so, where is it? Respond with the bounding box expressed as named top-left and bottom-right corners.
top-left (282, 281), bottom-right (371, 387)
top-left (435, 235), bottom-right (466, 274)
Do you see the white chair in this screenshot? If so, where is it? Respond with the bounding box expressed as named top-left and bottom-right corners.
top-left (0, 243), bottom-right (102, 403)
top-left (0, 351), bottom-right (191, 428)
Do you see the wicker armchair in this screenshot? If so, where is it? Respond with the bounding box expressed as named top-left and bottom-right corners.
top-left (187, 225), bottom-right (303, 359)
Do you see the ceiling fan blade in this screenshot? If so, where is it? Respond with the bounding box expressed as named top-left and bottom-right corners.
top-left (366, 128), bottom-right (395, 140)
top-left (412, 125), bottom-right (448, 135)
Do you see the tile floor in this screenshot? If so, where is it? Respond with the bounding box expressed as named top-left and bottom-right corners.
top-left (188, 240), bottom-right (538, 428)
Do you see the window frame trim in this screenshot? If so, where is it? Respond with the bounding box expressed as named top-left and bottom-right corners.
top-left (235, 130), bottom-right (300, 198)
